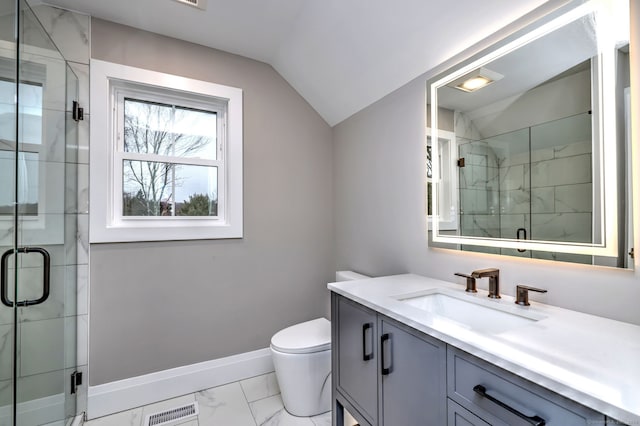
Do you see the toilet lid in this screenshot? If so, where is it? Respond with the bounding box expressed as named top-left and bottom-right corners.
top-left (271, 318), bottom-right (331, 354)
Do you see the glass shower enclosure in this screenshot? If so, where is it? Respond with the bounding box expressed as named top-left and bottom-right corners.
top-left (0, 0), bottom-right (80, 424)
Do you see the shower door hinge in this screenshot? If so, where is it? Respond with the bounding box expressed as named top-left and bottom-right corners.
top-left (72, 101), bottom-right (84, 122)
top-left (70, 371), bottom-right (83, 394)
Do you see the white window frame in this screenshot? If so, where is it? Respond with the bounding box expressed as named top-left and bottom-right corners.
top-left (427, 128), bottom-right (458, 231)
top-left (90, 59), bottom-right (243, 242)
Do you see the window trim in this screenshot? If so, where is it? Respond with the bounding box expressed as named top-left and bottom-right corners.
top-left (90, 59), bottom-right (243, 242)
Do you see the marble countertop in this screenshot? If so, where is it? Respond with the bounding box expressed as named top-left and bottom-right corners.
top-left (328, 274), bottom-right (640, 424)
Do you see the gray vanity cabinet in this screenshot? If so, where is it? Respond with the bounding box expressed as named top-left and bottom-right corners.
top-left (379, 318), bottom-right (447, 425)
top-left (332, 293), bottom-right (613, 426)
top-left (448, 347), bottom-right (606, 425)
top-left (334, 295), bottom-right (379, 425)
top-left (332, 294), bottom-right (446, 426)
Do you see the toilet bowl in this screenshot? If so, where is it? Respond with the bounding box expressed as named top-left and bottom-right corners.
top-left (270, 271), bottom-right (370, 417)
top-left (270, 318), bottom-right (331, 417)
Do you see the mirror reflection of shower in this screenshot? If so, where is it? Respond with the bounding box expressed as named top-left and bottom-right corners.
top-left (456, 112), bottom-right (594, 264)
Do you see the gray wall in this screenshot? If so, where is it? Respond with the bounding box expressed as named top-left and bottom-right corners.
top-left (334, 1), bottom-right (640, 326)
top-left (89, 19), bottom-right (334, 385)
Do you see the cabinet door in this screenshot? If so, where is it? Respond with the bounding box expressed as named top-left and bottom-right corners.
top-left (380, 318), bottom-right (447, 425)
top-left (448, 399), bottom-right (491, 426)
top-left (335, 295), bottom-right (378, 425)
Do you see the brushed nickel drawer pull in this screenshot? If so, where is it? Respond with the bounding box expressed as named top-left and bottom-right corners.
top-left (473, 384), bottom-right (546, 426)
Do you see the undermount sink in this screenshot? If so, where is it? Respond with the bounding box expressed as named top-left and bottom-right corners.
top-left (396, 290), bottom-right (545, 334)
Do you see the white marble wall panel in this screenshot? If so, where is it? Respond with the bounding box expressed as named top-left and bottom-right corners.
top-left (69, 265), bottom-right (87, 316)
top-left (65, 163), bottom-right (79, 214)
top-left (17, 265), bottom-right (66, 322)
top-left (30, 6), bottom-right (90, 65)
top-left (555, 183), bottom-right (592, 213)
top-left (17, 214), bottom-right (64, 246)
top-left (499, 214), bottom-right (528, 239)
top-left (553, 140), bottom-right (591, 158)
top-left (499, 164), bottom-right (525, 191)
top-left (68, 63), bottom-right (89, 114)
top-left (460, 189), bottom-right (489, 214)
top-left (531, 250), bottom-right (592, 264)
top-left (40, 110), bottom-right (67, 164)
top-left (500, 189), bottom-right (530, 214)
top-left (454, 111), bottom-right (482, 142)
top-left (530, 187), bottom-right (555, 214)
top-left (75, 314), bottom-right (87, 366)
top-left (0, 325), bottom-right (14, 381)
top-left (530, 154), bottom-right (592, 188)
top-left (77, 116), bottom-right (89, 165)
top-left (461, 214), bottom-right (500, 238)
top-left (531, 212), bottom-right (592, 243)
top-left (499, 248), bottom-right (533, 258)
top-left (17, 361), bottom-right (65, 402)
top-left (530, 147), bottom-right (554, 163)
top-left (20, 317), bottom-right (64, 376)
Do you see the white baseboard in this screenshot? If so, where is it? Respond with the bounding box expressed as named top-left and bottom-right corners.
top-left (87, 347), bottom-right (274, 420)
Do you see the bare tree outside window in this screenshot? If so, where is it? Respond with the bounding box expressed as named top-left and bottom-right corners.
top-left (122, 99), bottom-right (218, 216)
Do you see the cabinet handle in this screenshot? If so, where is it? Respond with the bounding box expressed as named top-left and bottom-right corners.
top-left (362, 323), bottom-right (373, 361)
top-left (473, 385), bottom-right (546, 426)
top-left (380, 333), bottom-right (392, 375)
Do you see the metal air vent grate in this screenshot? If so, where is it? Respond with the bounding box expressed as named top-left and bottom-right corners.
top-left (145, 402), bottom-right (199, 426)
top-left (172, 0), bottom-right (207, 10)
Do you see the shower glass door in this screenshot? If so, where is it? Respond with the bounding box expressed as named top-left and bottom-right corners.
top-left (0, 0), bottom-right (79, 424)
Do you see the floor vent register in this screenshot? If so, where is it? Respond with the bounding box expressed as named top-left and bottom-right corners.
top-left (145, 401), bottom-right (199, 426)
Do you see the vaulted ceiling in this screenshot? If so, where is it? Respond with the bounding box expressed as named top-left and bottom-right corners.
top-left (41, 0), bottom-right (548, 126)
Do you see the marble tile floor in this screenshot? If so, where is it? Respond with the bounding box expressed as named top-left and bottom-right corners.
top-left (83, 372), bottom-right (332, 426)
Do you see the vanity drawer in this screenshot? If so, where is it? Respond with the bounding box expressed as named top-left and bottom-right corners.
top-left (447, 347), bottom-right (605, 426)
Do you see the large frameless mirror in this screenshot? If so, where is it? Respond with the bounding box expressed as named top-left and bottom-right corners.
top-left (427, 0), bottom-right (633, 268)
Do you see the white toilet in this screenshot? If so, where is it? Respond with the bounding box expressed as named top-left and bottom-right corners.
top-left (270, 271), bottom-right (370, 417)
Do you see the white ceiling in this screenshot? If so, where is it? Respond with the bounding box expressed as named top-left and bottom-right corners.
top-left (41, 0), bottom-right (550, 126)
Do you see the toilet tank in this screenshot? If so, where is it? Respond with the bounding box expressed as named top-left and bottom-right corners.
top-left (335, 270), bottom-right (370, 281)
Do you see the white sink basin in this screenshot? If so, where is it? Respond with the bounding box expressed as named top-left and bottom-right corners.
top-left (396, 290), bottom-right (545, 334)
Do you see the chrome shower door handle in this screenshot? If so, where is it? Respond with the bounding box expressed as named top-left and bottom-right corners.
top-left (1, 247), bottom-right (51, 307)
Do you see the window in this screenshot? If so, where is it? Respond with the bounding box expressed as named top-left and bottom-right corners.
top-left (427, 128), bottom-right (457, 231)
top-left (0, 52), bottom-right (66, 246)
top-left (90, 60), bottom-right (243, 242)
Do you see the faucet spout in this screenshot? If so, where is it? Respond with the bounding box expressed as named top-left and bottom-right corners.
top-left (471, 268), bottom-right (500, 299)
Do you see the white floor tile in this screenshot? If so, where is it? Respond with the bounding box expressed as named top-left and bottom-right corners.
top-left (240, 372), bottom-right (280, 403)
top-left (249, 395), bottom-right (315, 426)
top-left (310, 412), bottom-right (331, 426)
top-left (197, 382), bottom-right (256, 426)
top-left (84, 407), bottom-right (143, 426)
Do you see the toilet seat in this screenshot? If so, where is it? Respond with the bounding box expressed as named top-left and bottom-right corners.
top-left (270, 318), bottom-right (330, 354)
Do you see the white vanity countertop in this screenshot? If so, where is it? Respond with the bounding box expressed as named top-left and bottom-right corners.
top-left (328, 274), bottom-right (640, 424)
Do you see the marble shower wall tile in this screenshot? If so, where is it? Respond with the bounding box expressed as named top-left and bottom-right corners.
top-left (555, 183), bottom-right (592, 213)
top-left (553, 140), bottom-right (591, 158)
top-left (68, 62), bottom-right (89, 114)
top-left (30, 6), bottom-right (90, 65)
top-left (531, 213), bottom-right (592, 243)
top-left (530, 154), bottom-right (592, 188)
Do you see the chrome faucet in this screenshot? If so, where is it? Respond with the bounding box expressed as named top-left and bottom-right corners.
top-left (471, 268), bottom-right (500, 299)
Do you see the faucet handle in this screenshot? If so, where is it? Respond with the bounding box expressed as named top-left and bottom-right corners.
top-left (454, 272), bottom-right (477, 293)
top-left (515, 285), bottom-right (547, 306)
